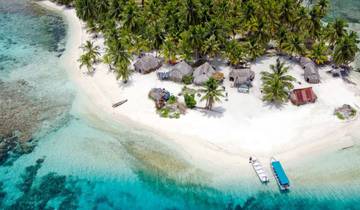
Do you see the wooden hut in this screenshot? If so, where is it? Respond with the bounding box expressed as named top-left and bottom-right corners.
top-left (229, 69), bottom-right (255, 87)
top-left (193, 62), bottom-right (216, 85)
top-left (134, 55), bottom-right (162, 74)
top-left (168, 61), bottom-right (193, 83)
top-left (290, 87), bottom-right (317, 106)
top-left (300, 57), bottom-right (320, 84)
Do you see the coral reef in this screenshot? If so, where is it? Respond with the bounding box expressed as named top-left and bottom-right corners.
top-left (0, 79), bottom-right (71, 165)
top-left (5, 158), bottom-right (79, 210)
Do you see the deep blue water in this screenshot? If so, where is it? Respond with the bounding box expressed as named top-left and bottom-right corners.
top-left (0, 0), bottom-right (360, 210)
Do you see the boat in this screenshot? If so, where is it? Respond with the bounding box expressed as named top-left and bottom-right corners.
top-left (249, 157), bottom-right (270, 183)
top-left (270, 157), bottom-right (290, 191)
top-left (112, 99), bottom-right (128, 108)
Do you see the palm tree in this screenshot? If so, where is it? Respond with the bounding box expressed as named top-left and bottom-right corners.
top-left (202, 35), bottom-right (220, 59)
top-left (114, 58), bottom-right (132, 83)
top-left (279, 0), bottom-right (295, 25)
top-left (316, 0), bottom-right (330, 17)
top-left (179, 25), bottom-right (206, 61)
top-left (293, 7), bottom-right (310, 32)
top-left (224, 39), bottom-right (246, 67)
top-left (276, 27), bottom-right (289, 53)
top-left (308, 41), bottom-right (329, 65)
top-left (161, 36), bottom-right (177, 63)
top-left (122, 1), bottom-right (140, 33)
top-left (247, 38), bottom-right (265, 61)
top-left (78, 53), bottom-right (93, 72)
top-left (333, 32), bottom-right (360, 67)
top-left (200, 78), bottom-right (224, 110)
top-left (325, 19), bottom-right (349, 47)
top-left (81, 41), bottom-right (100, 63)
top-left (308, 5), bottom-right (322, 39)
top-left (102, 52), bottom-right (114, 71)
top-left (184, 0), bottom-right (200, 26)
top-left (261, 58), bottom-right (296, 104)
top-left (283, 34), bottom-right (305, 58)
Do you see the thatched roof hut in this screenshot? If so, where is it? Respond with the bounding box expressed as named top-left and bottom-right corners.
top-left (148, 88), bottom-right (170, 102)
top-left (134, 55), bottom-right (162, 74)
top-left (229, 69), bottom-right (255, 87)
top-left (300, 57), bottom-right (320, 84)
top-left (168, 61), bottom-right (193, 83)
top-left (193, 62), bottom-right (216, 85)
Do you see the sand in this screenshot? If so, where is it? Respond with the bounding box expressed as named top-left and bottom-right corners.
top-left (37, 1), bottom-right (360, 175)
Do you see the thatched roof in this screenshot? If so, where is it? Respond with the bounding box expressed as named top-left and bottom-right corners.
top-left (193, 62), bottom-right (216, 85)
top-left (168, 61), bottom-right (193, 83)
top-left (134, 55), bottom-right (162, 74)
top-left (229, 69), bottom-right (255, 87)
top-left (148, 88), bottom-right (170, 102)
top-left (300, 57), bottom-right (320, 84)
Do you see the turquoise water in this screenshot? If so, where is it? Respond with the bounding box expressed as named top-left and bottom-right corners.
top-left (0, 0), bottom-right (360, 209)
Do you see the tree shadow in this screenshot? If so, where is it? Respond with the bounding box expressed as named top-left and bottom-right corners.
top-left (117, 79), bottom-right (135, 90)
top-left (195, 106), bottom-right (226, 118)
top-left (262, 101), bottom-right (286, 110)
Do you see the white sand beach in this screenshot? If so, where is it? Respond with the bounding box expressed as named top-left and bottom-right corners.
top-left (38, 0), bottom-right (360, 176)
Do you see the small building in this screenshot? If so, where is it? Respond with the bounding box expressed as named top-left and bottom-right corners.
top-left (134, 55), bottom-right (162, 74)
top-left (290, 87), bottom-right (317, 106)
top-left (300, 57), bottom-right (320, 84)
top-left (149, 88), bottom-right (170, 101)
top-left (193, 62), bottom-right (216, 85)
top-left (168, 61), bottom-right (193, 83)
top-left (229, 69), bottom-right (255, 88)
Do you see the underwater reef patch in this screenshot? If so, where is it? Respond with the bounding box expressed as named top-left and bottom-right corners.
top-left (3, 158), bottom-right (80, 210)
top-left (0, 79), bottom-right (72, 165)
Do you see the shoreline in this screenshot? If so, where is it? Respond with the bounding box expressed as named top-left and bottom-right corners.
top-left (37, 0), bottom-right (360, 180)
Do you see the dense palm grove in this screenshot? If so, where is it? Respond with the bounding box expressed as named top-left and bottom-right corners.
top-left (55, 0), bottom-right (359, 66)
top-left (52, 0), bottom-right (359, 104)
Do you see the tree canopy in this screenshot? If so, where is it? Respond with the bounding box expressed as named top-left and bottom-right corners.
top-left (56, 0), bottom-right (358, 69)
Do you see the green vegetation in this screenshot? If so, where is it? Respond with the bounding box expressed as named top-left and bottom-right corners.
top-left (200, 78), bottom-right (224, 110)
top-left (184, 93), bottom-right (197, 109)
top-left (159, 107), bottom-right (180, 119)
top-left (335, 112), bottom-right (345, 120)
top-left (78, 41), bottom-right (100, 72)
top-left (261, 58), bottom-right (296, 104)
top-left (59, 0), bottom-right (359, 73)
top-left (333, 32), bottom-right (360, 67)
top-left (182, 75), bottom-right (193, 85)
top-left (308, 41), bottom-right (329, 65)
top-left (167, 95), bottom-right (177, 104)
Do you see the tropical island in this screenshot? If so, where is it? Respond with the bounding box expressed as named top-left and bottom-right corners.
top-left (42, 0), bottom-right (360, 157)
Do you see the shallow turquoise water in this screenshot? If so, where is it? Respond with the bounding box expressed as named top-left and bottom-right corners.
top-left (0, 0), bottom-right (360, 209)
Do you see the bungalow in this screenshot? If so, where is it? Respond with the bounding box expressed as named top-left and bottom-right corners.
top-left (193, 62), bottom-right (216, 85)
top-left (290, 87), bottom-right (317, 106)
top-left (300, 57), bottom-right (320, 84)
top-left (148, 88), bottom-right (171, 109)
top-left (134, 55), bottom-right (162, 74)
top-left (229, 68), bottom-right (255, 88)
top-left (168, 61), bottom-right (193, 83)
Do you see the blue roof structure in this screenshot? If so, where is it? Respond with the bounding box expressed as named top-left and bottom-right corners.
top-left (272, 161), bottom-right (289, 186)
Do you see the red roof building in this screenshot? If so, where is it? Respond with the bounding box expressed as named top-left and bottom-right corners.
top-left (290, 87), bottom-right (317, 106)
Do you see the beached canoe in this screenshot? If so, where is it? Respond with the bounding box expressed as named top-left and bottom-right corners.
top-left (249, 157), bottom-right (270, 183)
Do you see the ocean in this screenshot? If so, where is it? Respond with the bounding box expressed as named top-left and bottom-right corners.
top-left (0, 0), bottom-right (359, 209)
